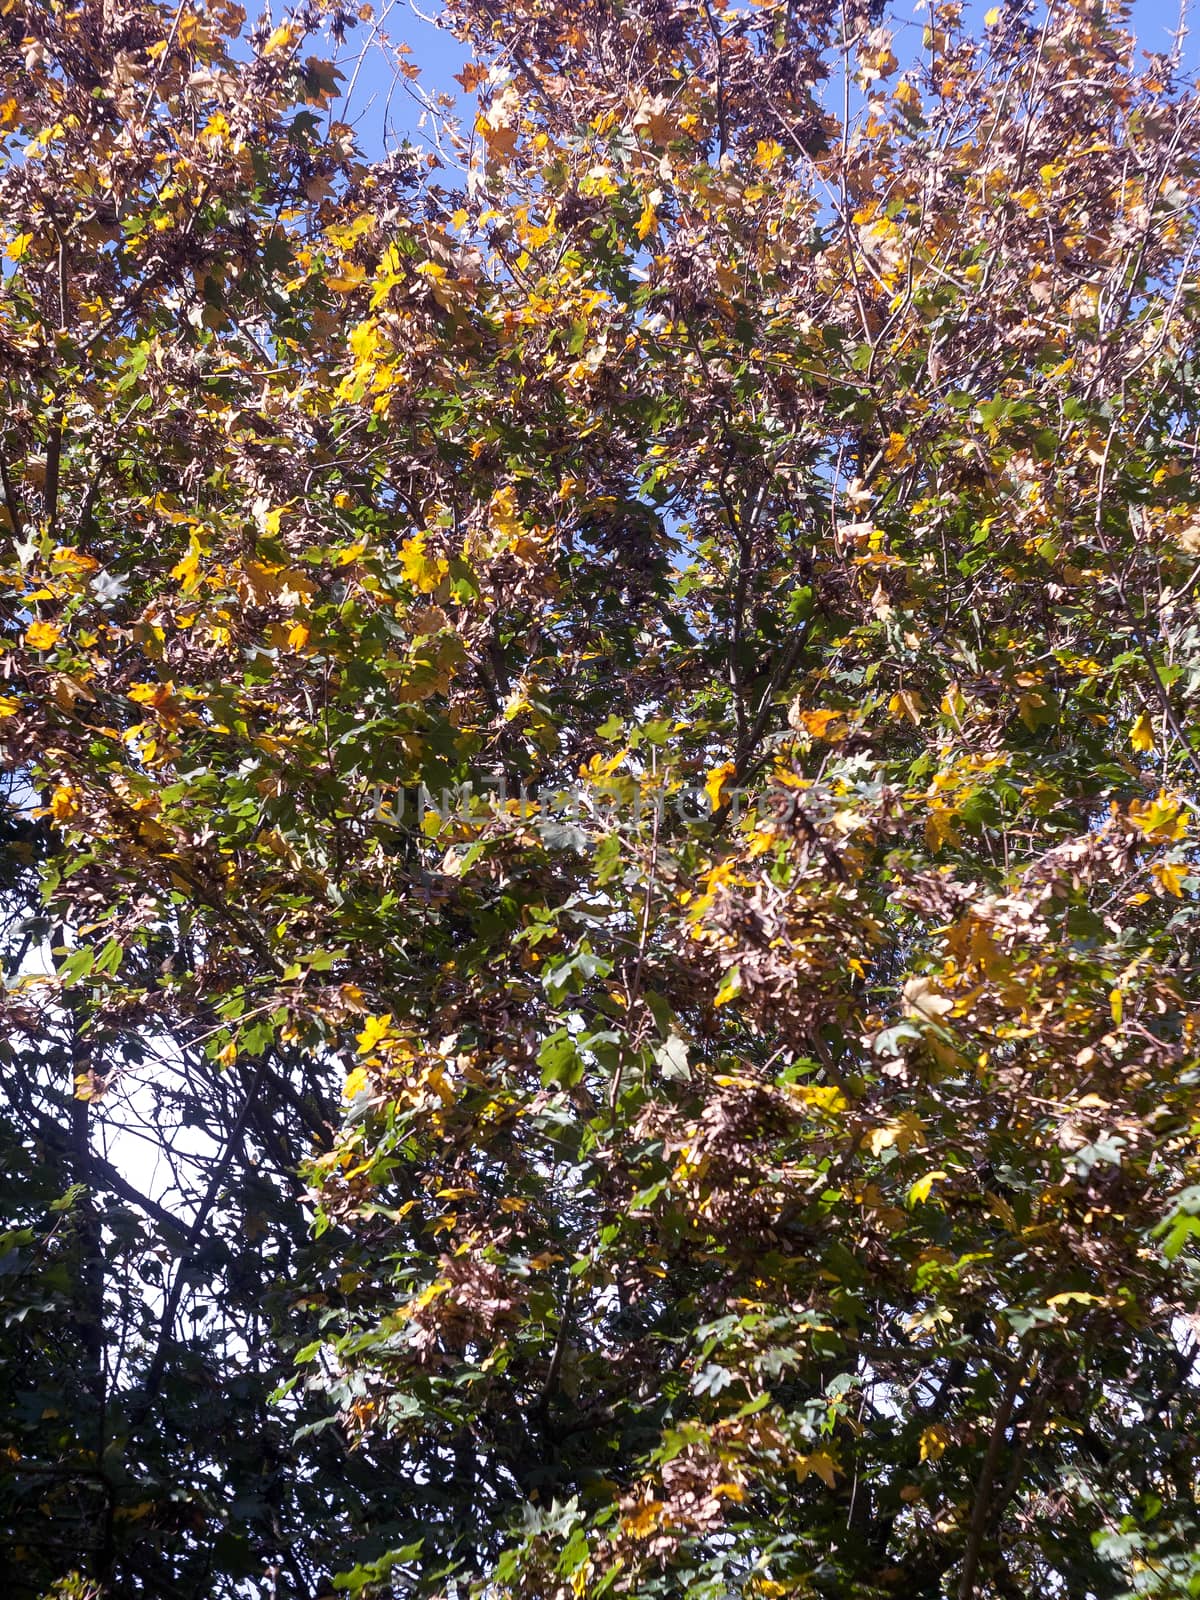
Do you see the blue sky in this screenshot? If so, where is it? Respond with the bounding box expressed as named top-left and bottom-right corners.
top-left (334, 3), bottom-right (468, 158)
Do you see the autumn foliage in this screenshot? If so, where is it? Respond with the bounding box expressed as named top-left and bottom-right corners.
top-left (2, 0), bottom-right (1200, 1594)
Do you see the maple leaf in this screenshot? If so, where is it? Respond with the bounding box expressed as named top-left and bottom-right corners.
top-left (791, 1449), bottom-right (841, 1489)
top-left (1130, 711), bottom-right (1155, 753)
top-left (262, 22), bottom-right (298, 56)
top-left (356, 1014), bottom-right (395, 1055)
top-left (400, 533), bottom-right (449, 594)
top-left (908, 1171), bottom-right (949, 1207)
top-left (1128, 791), bottom-right (1187, 844)
top-left (49, 785), bottom-right (82, 822)
top-left (1153, 860), bottom-right (1188, 897)
top-left (704, 761), bottom-right (737, 811)
top-left (476, 84), bottom-right (520, 159)
top-left (920, 1424), bottom-right (950, 1462)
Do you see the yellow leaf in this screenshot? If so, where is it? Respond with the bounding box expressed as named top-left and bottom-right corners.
top-left (635, 191), bottom-right (660, 240)
top-left (792, 1448), bottom-right (840, 1488)
top-left (482, 482), bottom-right (518, 535)
top-left (262, 22), bottom-right (297, 55)
top-left (622, 1499), bottom-right (665, 1538)
top-left (894, 79), bottom-right (921, 109)
top-left (714, 967), bottom-right (742, 1007)
top-left (261, 505), bottom-right (291, 538)
top-left (1130, 711), bottom-right (1155, 754)
top-left (197, 111), bottom-right (231, 147)
top-left (1153, 860), bottom-right (1188, 897)
top-left (25, 620), bottom-right (61, 649)
top-left (704, 760), bottom-right (737, 811)
top-left (788, 704), bottom-right (845, 740)
top-left (1127, 790), bottom-right (1187, 843)
top-left (171, 539), bottom-right (205, 593)
top-left (0, 694), bottom-right (20, 717)
top-left (400, 533), bottom-right (449, 594)
top-left (790, 1083), bottom-right (849, 1116)
top-left (347, 317), bottom-right (382, 366)
top-left (343, 1066), bottom-right (369, 1099)
top-left (920, 1424), bottom-right (949, 1462)
top-left (49, 784), bottom-right (81, 822)
top-left (326, 264), bottom-right (366, 293)
top-left (356, 1013), bottom-right (395, 1054)
top-left (908, 1170), bottom-right (948, 1207)
top-left (476, 84), bottom-right (520, 159)
top-left (6, 231), bottom-right (32, 262)
top-left (889, 689), bottom-right (924, 725)
top-left (127, 680), bottom-right (179, 721)
top-left (868, 1112), bottom-right (925, 1157)
top-left (984, 4), bottom-right (1002, 22)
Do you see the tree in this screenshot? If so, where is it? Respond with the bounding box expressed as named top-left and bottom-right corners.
top-left (0, 2), bottom-right (445, 1591)
top-left (2, 0), bottom-right (1200, 1595)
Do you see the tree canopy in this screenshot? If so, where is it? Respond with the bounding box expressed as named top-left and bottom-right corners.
top-left (2, 0), bottom-right (1200, 1595)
